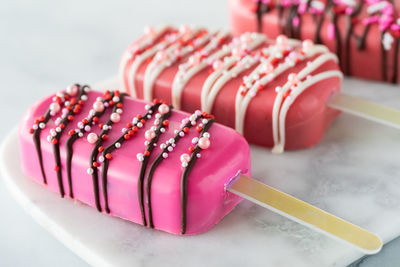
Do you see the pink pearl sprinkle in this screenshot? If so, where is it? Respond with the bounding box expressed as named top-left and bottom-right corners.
top-left (93, 101), bottom-right (105, 112)
top-left (232, 47), bottom-right (242, 58)
top-left (276, 35), bottom-right (288, 47)
top-left (87, 133), bottom-right (98, 144)
top-left (50, 102), bottom-right (61, 113)
top-left (179, 25), bottom-right (191, 35)
top-left (145, 129), bottom-right (156, 141)
top-left (66, 85), bottom-right (78, 96)
top-left (327, 23), bottom-right (335, 40)
top-left (212, 60), bottom-right (224, 71)
top-left (144, 26), bottom-right (155, 36)
top-left (198, 137), bottom-right (210, 150)
top-left (292, 16), bottom-right (300, 27)
top-left (288, 73), bottom-right (298, 84)
top-left (158, 104), bottom-right (170, 115)
top-left (180, 153), bottom-right (191, 163)
top-left (302, 39), bottom-right (314, 50)
top-left (110, 113), bottom-right (120, 123)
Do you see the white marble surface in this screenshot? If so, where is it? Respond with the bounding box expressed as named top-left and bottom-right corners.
top-left (1, 0), bottom-right (400, 266)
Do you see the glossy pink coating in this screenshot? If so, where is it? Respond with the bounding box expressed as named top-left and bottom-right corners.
top-left (19, 90), bottom-right (251, 235)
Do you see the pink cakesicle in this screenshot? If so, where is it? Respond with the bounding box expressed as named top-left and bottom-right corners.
top-left (20, 86), bottom-right (250, 235)
top-left (119, 25), bottom-right (342, 152)
top-left (229, 0), bottom-right (400, 83)
top-left (19, 86), bottom-right (384, 253)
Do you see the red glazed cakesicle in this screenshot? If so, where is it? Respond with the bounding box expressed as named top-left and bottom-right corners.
top-left (20, 85), bottom-right (251, 235)
top-left (229, 0), bottom-right (400, 83)
top-left (20, 85), bottom-right (383, 253)
top-left (120, 25), bottom-right (343, 152)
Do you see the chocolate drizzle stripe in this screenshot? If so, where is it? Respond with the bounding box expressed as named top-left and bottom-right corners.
top-left (181, 119), bottom-right (214, 234)
top-left (52, 86), bottom-right (87, 197)
top-left (253, 0), bottom-right (399, 83)
top-left (66, 93), bottom-right (115, 199)
top-left (89, 93), bottom-right (127, 212)
top-left (100, 103), bottom-right (160, 213)
top-left (33, 110), bottom-right (52, 184)
top-left (145, 114), bottom-right (203, 229)
top-left (138, 105), bottom-right (172, 226)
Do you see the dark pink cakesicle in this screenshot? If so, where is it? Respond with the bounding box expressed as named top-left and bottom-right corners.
top-left (120, 25), bottom-right (342, 152)
top-left (19, 86), bottom-right (250, 235)
top-left (229, 0), bottom-right (400, 83)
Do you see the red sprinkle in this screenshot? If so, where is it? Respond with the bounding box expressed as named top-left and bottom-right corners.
top-left (152, 99), bottom-right (159, 104)
top-left (162, 120), bottom-right (169, 126)
top-left (140, 119), bottom-right (146, 124)
top-left (98, 146), bottom-right (104, 153)
top-left (68, 129), bottom-right (75, 136)
top-left (29, 128), bottom-right (34, 134)
top-left (67, 115), bottom-right (74, 121)
top-left (99, 123), bottom-right (104, 129)
top-left (183, 127), bottom-right (189, 133)
top-left (101, 134), bottom-right (108, 140)
top-left (144, 151), bottom-right (150, 156)
top-left (54, 165), bottom-right (60, 171)
top-left (196, 126), bottom-right (203, 132)
top-left (105, 153), bottom-right (112, 160)
top-left (124, 134), bottom-right (130, 140)
top-left (82, 118), bottom-right (88, 124)
top-left (59, 123), bottom-right (65, 129)
top-left (92, 117), bottom-right (99, 123)
top-left (117, 103), bottom-right (123, 108)
top-left (188, 146), bottom-right (195, 153)
top-left (51, 138), bottom-right (58, 144)
top-left (93, 162), bottom-right (99, 168)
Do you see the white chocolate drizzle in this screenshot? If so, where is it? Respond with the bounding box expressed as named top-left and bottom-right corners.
top-left (143, 27), bottom-right (213, 102)
top-left (119, 25), bottom-right (170, 97)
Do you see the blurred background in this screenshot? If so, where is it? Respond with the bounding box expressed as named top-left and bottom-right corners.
top-left (0, 0), bottom-right (398, 266)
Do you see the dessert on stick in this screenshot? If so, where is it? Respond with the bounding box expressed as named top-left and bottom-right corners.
top-left (229, 0), bottom-right (400, 83)
top-left (20, 85), bottom-right (381, 254)
top-left (120, 25), bottom-right (400, 153)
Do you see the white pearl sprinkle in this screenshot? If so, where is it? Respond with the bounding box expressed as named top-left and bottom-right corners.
top-left (78, 132), bottom-right (83, 137)
top-left (137, 122), bottom-right (143, 128)
top-left (103, 125), bottom-right (109, 130)
top-left (89, 110), bottom-right (96, 116)
top-left (160, 128), bottom-right (165, 133)
top-left (39, 122), bottom-right (45, 129)
top-left (168, 146), bottom-right (173, 152)
top-left (115, 142), bottom-right (121, 148)
top-left (87, 168), bottom-right (94, 174)
top-left (145, 104), bottom-right (151, 110)
top-left (192, 137), bottom-right (199, 144)
top-left (33, 124), bottom-right (38, 130)
top-left (151, 126), bottom-right (157, 131)
top-left (96, 97), bottom-right (102, 101)
top-left (84, 125), bottom-right (91, 132)
top-left (104, 102), bottom-right (109, 107)
top-left (132, 118), bottom-right (139, 124)
top-left (196, 153), bottom-right (201, 158)
top-left (99, 156), bottom-right (105, 162)
top-left (169, 138), bottom-right (175, 144)
top-left (47, 135), bottom-right (52, 142)
top-left (160, 144), bottom-right (167, 149)
top-left (121, 128), bottom-right (127, 133)
top-left (116, 108), bottom-right (123, 114)
top-left (162, 153), bottom-right (168, 158)
top-left (137, 153), bottom-right (144, 161)
top-left (56, 127), bottom-right (61, 132)
top-left (147, 114), bottom-right (151, 119)
top-left (174, 129), bottom-right (179, 134)
top-left (203, 132), bottom-right (210, 138)
top-left (179, 132), bottom-right (185, 137)
top-left (182, 162), bottom-right (188, 168)
top-left (144, 141), bottom-right (149, 146)
top-left (155, 113), bottom-right (161, 119)
top-left (202, 119), bottom-right (208, 124)
top-left (113, 96), bottom-right (120, 102)
top-left (81, 95), bottom-right (88, 101)
top-left (84, 87), bottom-right (91, 93)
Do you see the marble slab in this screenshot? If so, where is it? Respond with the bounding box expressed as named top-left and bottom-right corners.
top-left (1, 77), bottom-right (400, 267)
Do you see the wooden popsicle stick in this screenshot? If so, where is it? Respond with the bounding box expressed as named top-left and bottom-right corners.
top-left (327, 92), bottom-right (400, 130)
top-left (227, 175), bottom-right (382, 255)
